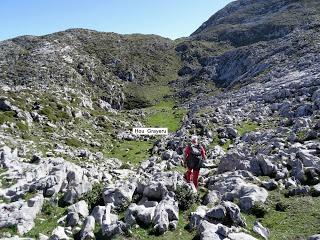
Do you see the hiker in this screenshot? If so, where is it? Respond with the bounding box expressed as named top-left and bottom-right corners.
top-left (183, 135), bottom-right (206, 189)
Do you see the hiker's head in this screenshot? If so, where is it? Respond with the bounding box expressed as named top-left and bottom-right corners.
top-left (191, 135), bottom-right (198, 145)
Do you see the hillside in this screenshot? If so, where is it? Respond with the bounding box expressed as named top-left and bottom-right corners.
top-left (1, 0), bottom-right (320, 240)
top-left (0, 29), bottom-right (181, 109)
top-left (191, 0), bottom-right (320, 47)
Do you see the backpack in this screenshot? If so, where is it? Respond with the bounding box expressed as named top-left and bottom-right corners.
top-left (187, 144), bottom-right (203, 170)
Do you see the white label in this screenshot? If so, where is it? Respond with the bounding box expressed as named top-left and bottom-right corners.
top-left (132, 127), bottom-right (168, 136)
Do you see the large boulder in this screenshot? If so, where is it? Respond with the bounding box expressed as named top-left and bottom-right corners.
top-left (218, 150), bottom-right (249, 173)
top-left (222, 201), bottom-right (246, 227)
top-left (101, 204), bottom-right (124, 238)
top-left (125, 200), bottom-right (158, 226)
top-left (80, 216), bottom-right (95, 240)
top-left (63, 182), bottom-right (92, 204)
top-left (288, 159), bottom-right (305, 182)
top-left (190, 205), bottom-right (208, 229)
top-left (239, 184), bottom-right (268, 211)
top-left (309, 234), bottom-right (320, 240)
top-left (226, 127), bottom-right (238, 139)
top-left (153, 195), bottom-right (179, 235)
top-left (162, 150), bottom-right (174, 160)
top-left (253, 221), bottom-right (270, 240)
top-left (67, 200), bottom-right (89, 218)
top-left (49, 226), bottom-right (69, 240)
top-left (261, 179), bottom-right (278, 190)
top-left (206, 205), bottom-right (227, 220)
top-left (197, 220), bottom-right (228, 240)
top-left (66, 212), bottom-right (80, 227)
top-left (298, 150), bottom-right (320, 168)
top-left (0, 98), bottom-right (15, 111)
top-left (90, 206), bottom-right (106, 226)
top-left (0, 146), bottom-right (18, 166)
top-left (203, 190), bottom-right (220, 206)
top-left (256, 156), bottom-right (277, 176)
top-left (143, 182), bottom-right (168, 201)
top-left (0, 194), bottom-right (44, 235)
top-left (208, 171), bottom-right (267, 211)
top-left (103, 182), bottom-right (136, 209)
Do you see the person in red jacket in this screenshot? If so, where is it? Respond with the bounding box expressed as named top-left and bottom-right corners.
top-left (183, 136), bottom-right (206, 189)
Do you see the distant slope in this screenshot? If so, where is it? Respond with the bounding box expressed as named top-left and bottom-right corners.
top-left (191, 0), bottom-right (320, 47)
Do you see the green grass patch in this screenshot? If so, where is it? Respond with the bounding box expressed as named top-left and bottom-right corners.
top-left (105, 140), bottom-right (153, 165)
top-left (296, 129), bottom-right (308, 142)
top-left (39, 105), bottom-right (70, 123)
top-left (124, 84), bottom-right (172, 109)
top-left (243, 190), bottom-right (320, 240)
top-left (40, 106), bottom-right (57, 122)
top-left (209, 137), bottom-right (232, 151)
top-left (236, 121), bottom-right (260, 136)
top-left (16, 121), bottom-right (29, 132)
top-left (144, 101), bottom-right (187, 132)
top-left (0, 111), bottom-right (16, 125)
top-left (65, 137), bottom-right (82, 148)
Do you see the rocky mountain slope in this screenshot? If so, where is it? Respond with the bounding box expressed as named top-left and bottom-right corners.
top-left (0, 29), bottom-right (180, 109)
top-left (1, 0), bottom-right (320, 240)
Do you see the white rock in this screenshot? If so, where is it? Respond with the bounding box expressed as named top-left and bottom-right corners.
top-left (68, 200), bottom-right (89, 218)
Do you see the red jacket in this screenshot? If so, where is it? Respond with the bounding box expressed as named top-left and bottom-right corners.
top-left (184, 145), bottom-right (206, 160)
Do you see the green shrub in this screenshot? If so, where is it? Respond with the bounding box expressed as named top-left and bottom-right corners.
top-left (56, 110), bottom-right (70, 121)
top-left (82, 183), bottom-right (105, 211)
top-left (174, 184), bottom-right (199, 211)
top-left (42, 201), bottom-right (56, 215)
top-left (43, 126), bottom-right (54, 133)
top-left (296, 129), bottom-right (308, 142)
top-left (250, 202), bottom-right (268, 218)
top-left (40, 107), bottom-right (58, 122)
top-left (120, 162), bottom-right (131, 169)
top-left (275, 201), bottom-right (288, 212)
top-left (0, 225), bottom-right (17, 237)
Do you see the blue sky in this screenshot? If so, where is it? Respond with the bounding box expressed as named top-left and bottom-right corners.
top-left (0, 0), bottom-right (234, 41)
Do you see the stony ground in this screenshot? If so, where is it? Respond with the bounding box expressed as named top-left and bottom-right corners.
top-left (1, 66), bottom-right (320, 240)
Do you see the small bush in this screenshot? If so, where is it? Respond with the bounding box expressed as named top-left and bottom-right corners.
top-left (21, 133), bottom-right (32, 140)
top-left (120, 162), bottom-right (131, 169)
top-left (175, 184), bottom-right (199, 211)
top-left (42, 201), bottom-right (56, 215)
top-left (82, 183), bottom-right (105, 211)
top-left (250, 202), bottom-right (268, 218)
top-left (275, 201), bottom-right (288, 212)
top-left (296, 129), bottom-right (308, 142)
